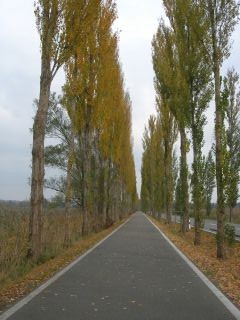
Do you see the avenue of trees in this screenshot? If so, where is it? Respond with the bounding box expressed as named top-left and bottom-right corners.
top-left (29, 0), bottom-right (137, 260)
top-left (141, 0), bottom-right (240, 258)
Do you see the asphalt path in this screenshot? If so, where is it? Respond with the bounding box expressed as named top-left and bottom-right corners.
top-left (1, 213), bottom-right (238, 320)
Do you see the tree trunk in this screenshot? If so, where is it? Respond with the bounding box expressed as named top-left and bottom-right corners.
top-left (213, 44), bottom-right (225, 259)
top-left (28, 56), bottom-right (51, 260)
top-left (206, 199), bottom-right (211, 217)
top-left (121, 179), bottom-right (125, 219)
top-left (98, 162), bottom-right (106, 227)
top-left (208, 0), bottom-right (225, 259)
top-left (164, 142), bottom-right (173, 225)
top-left (193, 163), bottom-right (202, 245)
top-left (64, 160), bottom-right (72, 246)
top-left (229, 206), bottom-right (233, 223)
top-left (82, 124), bottom-right (91, 236)
top-left (191, 107), bottom-right (202, 246)
top-left (64, 124), bottom-right (75, 246)
top-left (105, 159), bottom-right (113, 227)
top-left (179, 126), bottom-right (189, 235)
top-left (215, 62), bottom-right (225, 259)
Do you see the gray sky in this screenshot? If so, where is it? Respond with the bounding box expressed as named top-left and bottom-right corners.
top-left (0, 1), bottom-right (239, 200)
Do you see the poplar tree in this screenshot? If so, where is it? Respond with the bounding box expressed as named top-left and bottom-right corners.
top-left (61, 0), bottom-right (136, 231)
top-left (64, 0), bottom-right (113, 234)
top-left (205, 0), bottom-right (239, 258)
top-left (204, 150), bottom-right (216, 217)
top-left (30, 0), bottom-right (88, 259)
top-left (141, 114), bottom-right (169, 217)
top-left (174, 177), bottom-right (182, 214)
top-left (165, 0), bottom-right (212, 245)
top-left (141, 117), bottom-right (158, 215)
top-left (155, 97), bottom-right (177, 224)
top-left (31, 0), bottom-right (136, 257)
top-left (152, 22), bottom-right (190, 234)
top-left (224, 69), bottom-right (240, 222)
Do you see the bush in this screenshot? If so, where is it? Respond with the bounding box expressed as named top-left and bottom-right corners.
top-left (224, 224), bottom-right (235, 247)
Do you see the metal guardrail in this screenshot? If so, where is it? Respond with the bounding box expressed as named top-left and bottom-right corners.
top-left (160, 214), bottom-right (240, 242)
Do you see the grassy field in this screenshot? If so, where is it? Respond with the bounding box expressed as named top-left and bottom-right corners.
top-left (0, 203), bottom-right (109, 288)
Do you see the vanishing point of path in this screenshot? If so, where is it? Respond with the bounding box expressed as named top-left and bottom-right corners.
top-left (1, 213), bottom-right (238, 320)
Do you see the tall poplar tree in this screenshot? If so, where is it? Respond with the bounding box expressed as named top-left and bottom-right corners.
top-left (152, 22), bottom-right (190, 234)
top-left (162, 0), bottom-right (212, 245)
top-left (224, 69), bottom-right (240, 222)
top-left (205, 0), bottom-right (239, 258)
top-left (204, 150), bottom-right (216, 217)
top-left (141, 116), bottom-right (165, 215)
top-left (30, 0), bottom-right (136, 258)
top-left (30, 0), bottom-right (83, 259)
top-left (155, 97), bottom-right (177, 224)
top-left (64, 0), bottom-right (118, 234)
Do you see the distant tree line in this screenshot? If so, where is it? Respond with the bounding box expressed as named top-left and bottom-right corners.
top-left (29, 0), bottom-right (137, 260)
top-left (141, 0), bottom-right (240, 259)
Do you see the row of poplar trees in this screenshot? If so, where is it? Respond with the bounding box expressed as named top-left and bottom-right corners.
top-left (141, 0), bottom-right (240, 259)
top-left (29, 0), bottom-right (137, 260)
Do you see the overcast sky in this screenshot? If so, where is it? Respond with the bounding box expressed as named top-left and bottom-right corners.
top-left (0, 1), bottom-right (239, 201)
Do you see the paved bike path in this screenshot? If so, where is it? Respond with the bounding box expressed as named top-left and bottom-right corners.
top-left (2, 213), bottom-right (237, 320)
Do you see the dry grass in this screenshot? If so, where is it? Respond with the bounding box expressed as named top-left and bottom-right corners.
top-left (0, 205), bottom-right (84, 286)
top-left (149, 216), bottom-right (240, 308)
top-left (0, 215), bottom-right (128, 311)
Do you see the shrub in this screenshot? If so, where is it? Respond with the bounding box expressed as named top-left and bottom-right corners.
top-left (224, 224), bottom-right (236, 247)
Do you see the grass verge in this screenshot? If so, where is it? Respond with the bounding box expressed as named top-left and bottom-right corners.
top-left (149, 216), bottom-right (240, 308)
top-left (0, 217), bottom-right (129, 312)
